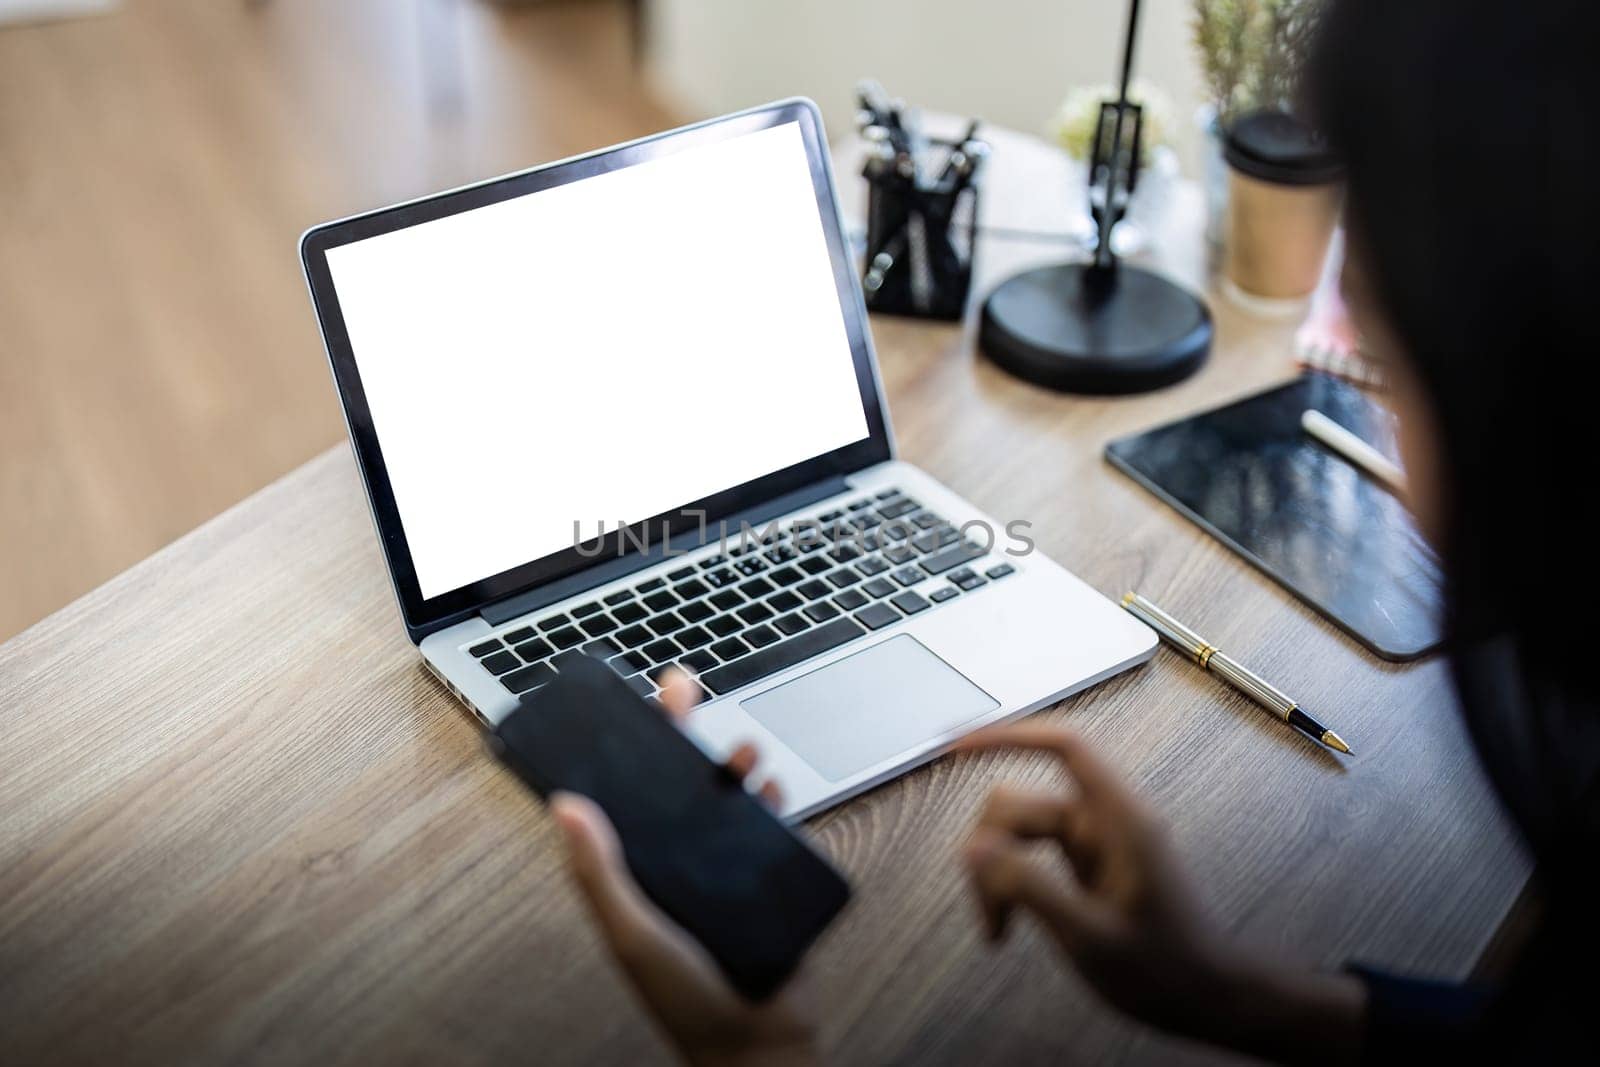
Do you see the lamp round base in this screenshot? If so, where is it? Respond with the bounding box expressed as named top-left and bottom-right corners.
top-left (979, 262), bottom-right (1212, 394)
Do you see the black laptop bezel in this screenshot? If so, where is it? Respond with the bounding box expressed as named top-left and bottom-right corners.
top-left (301, 100), bottom-right (892, 640)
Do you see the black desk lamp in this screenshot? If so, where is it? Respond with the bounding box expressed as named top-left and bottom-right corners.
top-left (979, 0), bottom-right (1212, 394)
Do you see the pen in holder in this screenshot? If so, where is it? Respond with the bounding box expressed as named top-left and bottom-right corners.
top-left (857, 81), bottom-right (987, 321)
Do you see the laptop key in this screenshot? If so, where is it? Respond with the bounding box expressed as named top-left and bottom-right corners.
top-left (612, 601), bottom-right (647, 625)
top-left (735, 558), bottom-right (768, 576)
top-left (737, 602), bottom-right (774, 625)
top-left (503, 662), bottom-right (556, 694)
top-left (676, 625), bottom-right (713, 649)
top-left (773, 612), bottom-right (810, 636)
top-left (550, 649), bottom-right (588, 673)
top-left (623, 672), bottom-right (654, 698)
top-left (580, 615), bottom-right (617, 637)
top-left (643, 638), bottom-right (682, 663)
top-left (647, 612), bottom-right (685, 636)
top-left (847, 498), bottom-right (874, 511)
top-left (874, 487), bottom-right (901, 499)
top-left (745, 624), bottom-right (780, 648)
top-left (710, 636), bottom-right (750, 661)
top-left (833, 589), bottom-right (868, 611)
top-left (921, 540), bottom-right (988, 575)
top-left (481, 651), bottom-right (520, 675)
top-left (616, 624), bottom-right (654, 648)
top-left (854, 603), bottom-right (900, 630)
top-left (738, 577), bottom-right (775, 599)
top-left (956, 574), bottom-right (987, 591)
top-left (603, 589), bottom-right (635, 606)
top-left (768, 565), bottom-right (804, 587)
top-left (698, 554), bottom-right (726, 569)
top-left (667, 566), bottom-right (695, 581)
top-left (768, 590), bottom-right (802, 613)
top-left (537, 614), bottom-right (571, 633)
top-left (856, 556), bottom-right (889, 576)
top-left (704, 567), bottom-right (738, 588)
top-left (891, 590), bottom-right (931, 615)
top-left (572, 601), bottom-right (603, 619)
top-left (469, 640), bottom-right (503, 658)
top-left (582, 638), bottom-right (621, 659)
top-left (514, 637), bottom-right (552, 661)
top-left (549, 625), bottom-right (586, 649)
top-left (707, 614), bottom-right (742, 638)
top-left (796, 579), bottom-right (831, 601)
top-left (986, 563), bottom-right (1016, 579)
top-left (878, 498), bottom-right (919, 519)
top-left (891, 566), bottom-right (925, 587)
top-left (883, 545), bottom-right (916, 565)
top-left (503, 626), bottom-right (535, 644)
top-left (825, 566), bottom-right (861, 589)
top-left (863, 578), bottom-right (897, 598)
top-left (699, 617), bottom-right (867, 695)
top-left (674, 578), bottom-right (709, 600)
top-left (911, 511), bottom-right (943, 529)
top-left (643, 590), bottom-right (678, 612)
top-left (710, 589), bottom-right (743, 611)
top-left (611, 650), bottom-right (649, 674)
top-left (636, 577), bottom-right (666, 593)
top-left (679, 600), bottom-right (714, 624)
top-left (681, 649), bottom-right (719, 673)
top-left (803, 601), bottom-right (841, 623)
top-left (931, 586), bottom-right (960, 603)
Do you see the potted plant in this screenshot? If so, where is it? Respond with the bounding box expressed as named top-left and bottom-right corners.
top-left (1193, 0), bottom-right (1340, 303)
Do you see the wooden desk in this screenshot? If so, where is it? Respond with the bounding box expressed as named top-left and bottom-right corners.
top-left (0, 129), bottom-right (1529, 1065)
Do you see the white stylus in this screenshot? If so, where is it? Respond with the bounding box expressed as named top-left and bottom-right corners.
top-left (1301, 409), bottom-right (1408, 495)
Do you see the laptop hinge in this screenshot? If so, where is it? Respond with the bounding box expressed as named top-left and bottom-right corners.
top-left (480, 474), bottom-right (854, 627)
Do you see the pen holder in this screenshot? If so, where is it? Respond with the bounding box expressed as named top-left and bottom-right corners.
top-left (860, 135), bottom-right (984, 321)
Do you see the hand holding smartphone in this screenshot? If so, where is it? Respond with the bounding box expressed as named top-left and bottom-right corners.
top-left (491, 655), bottom-right (851, 1001)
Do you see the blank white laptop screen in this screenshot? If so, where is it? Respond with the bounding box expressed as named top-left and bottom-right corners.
top-left (325, 121), bottom-right (870, 600)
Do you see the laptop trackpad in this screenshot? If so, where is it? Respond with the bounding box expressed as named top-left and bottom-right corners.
top-left (741, 635), bottom-right (998, 783)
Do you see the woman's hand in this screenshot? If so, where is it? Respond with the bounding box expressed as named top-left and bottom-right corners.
top-left (958, 724), bottom-right (1366, 1065)
top-left (551, 671), bottom-right (818, 1067)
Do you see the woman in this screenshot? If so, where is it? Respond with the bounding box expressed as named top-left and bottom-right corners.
top-left (550, 0), bottom-right (1600, 1061)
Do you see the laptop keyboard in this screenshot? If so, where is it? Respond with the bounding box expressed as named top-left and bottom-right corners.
top-left (463, 487), bottom-right (1017, 705)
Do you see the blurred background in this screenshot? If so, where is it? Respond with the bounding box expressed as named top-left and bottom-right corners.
top-left (0, 0), bottom-right (1211, 642)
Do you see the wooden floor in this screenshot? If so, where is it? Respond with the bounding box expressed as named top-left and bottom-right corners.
top-left (0, 0), bottom-right (676, 642)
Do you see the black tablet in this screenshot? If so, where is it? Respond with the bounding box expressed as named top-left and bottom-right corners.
top-left (1105, 374), bottom-right (1442, 661)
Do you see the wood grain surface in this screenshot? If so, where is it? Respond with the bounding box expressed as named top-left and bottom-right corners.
top-left (1, 121), bottom-right (1529, 1067)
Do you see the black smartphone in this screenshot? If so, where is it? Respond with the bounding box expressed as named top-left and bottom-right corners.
top-left (490, 655), bottom-right (851, 1000)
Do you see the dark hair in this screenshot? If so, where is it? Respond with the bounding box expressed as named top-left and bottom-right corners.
top-left (1307, 0), bottom-right (1598, 665)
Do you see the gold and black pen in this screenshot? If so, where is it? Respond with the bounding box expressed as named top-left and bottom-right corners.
top-left (1121, 592), bottom-right (1352, 755)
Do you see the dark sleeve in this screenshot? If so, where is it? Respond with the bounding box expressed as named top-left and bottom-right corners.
top-left (1346, 966), bottom-right (1492, 1064)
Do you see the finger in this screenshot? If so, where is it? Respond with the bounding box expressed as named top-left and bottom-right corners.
top-left (957, 726), bottom-right (1129, 806)
top-left (976, 786), bottom-right (1072, 841)
top-left (725, 742), bottom-right (759, 784)
top-left (975, 786), bottom-right (1103, 885)
top-left (656, 668), bottom-right (698, 721)
top-left (964, 827), bottom-right (1117, 955)
top-left (550, 792), bottom-right (743, 1012)
top-left (757, 779), bottom-right (783, 811)
top-left (550, 791), bottom-right (659, 944)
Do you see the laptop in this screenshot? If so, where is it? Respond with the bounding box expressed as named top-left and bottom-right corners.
top-left (300, 99), bottom-right (1155, 820)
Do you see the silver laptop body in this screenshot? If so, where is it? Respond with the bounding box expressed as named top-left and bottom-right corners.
top-left (301, 99), bottom-right (1155, 820)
